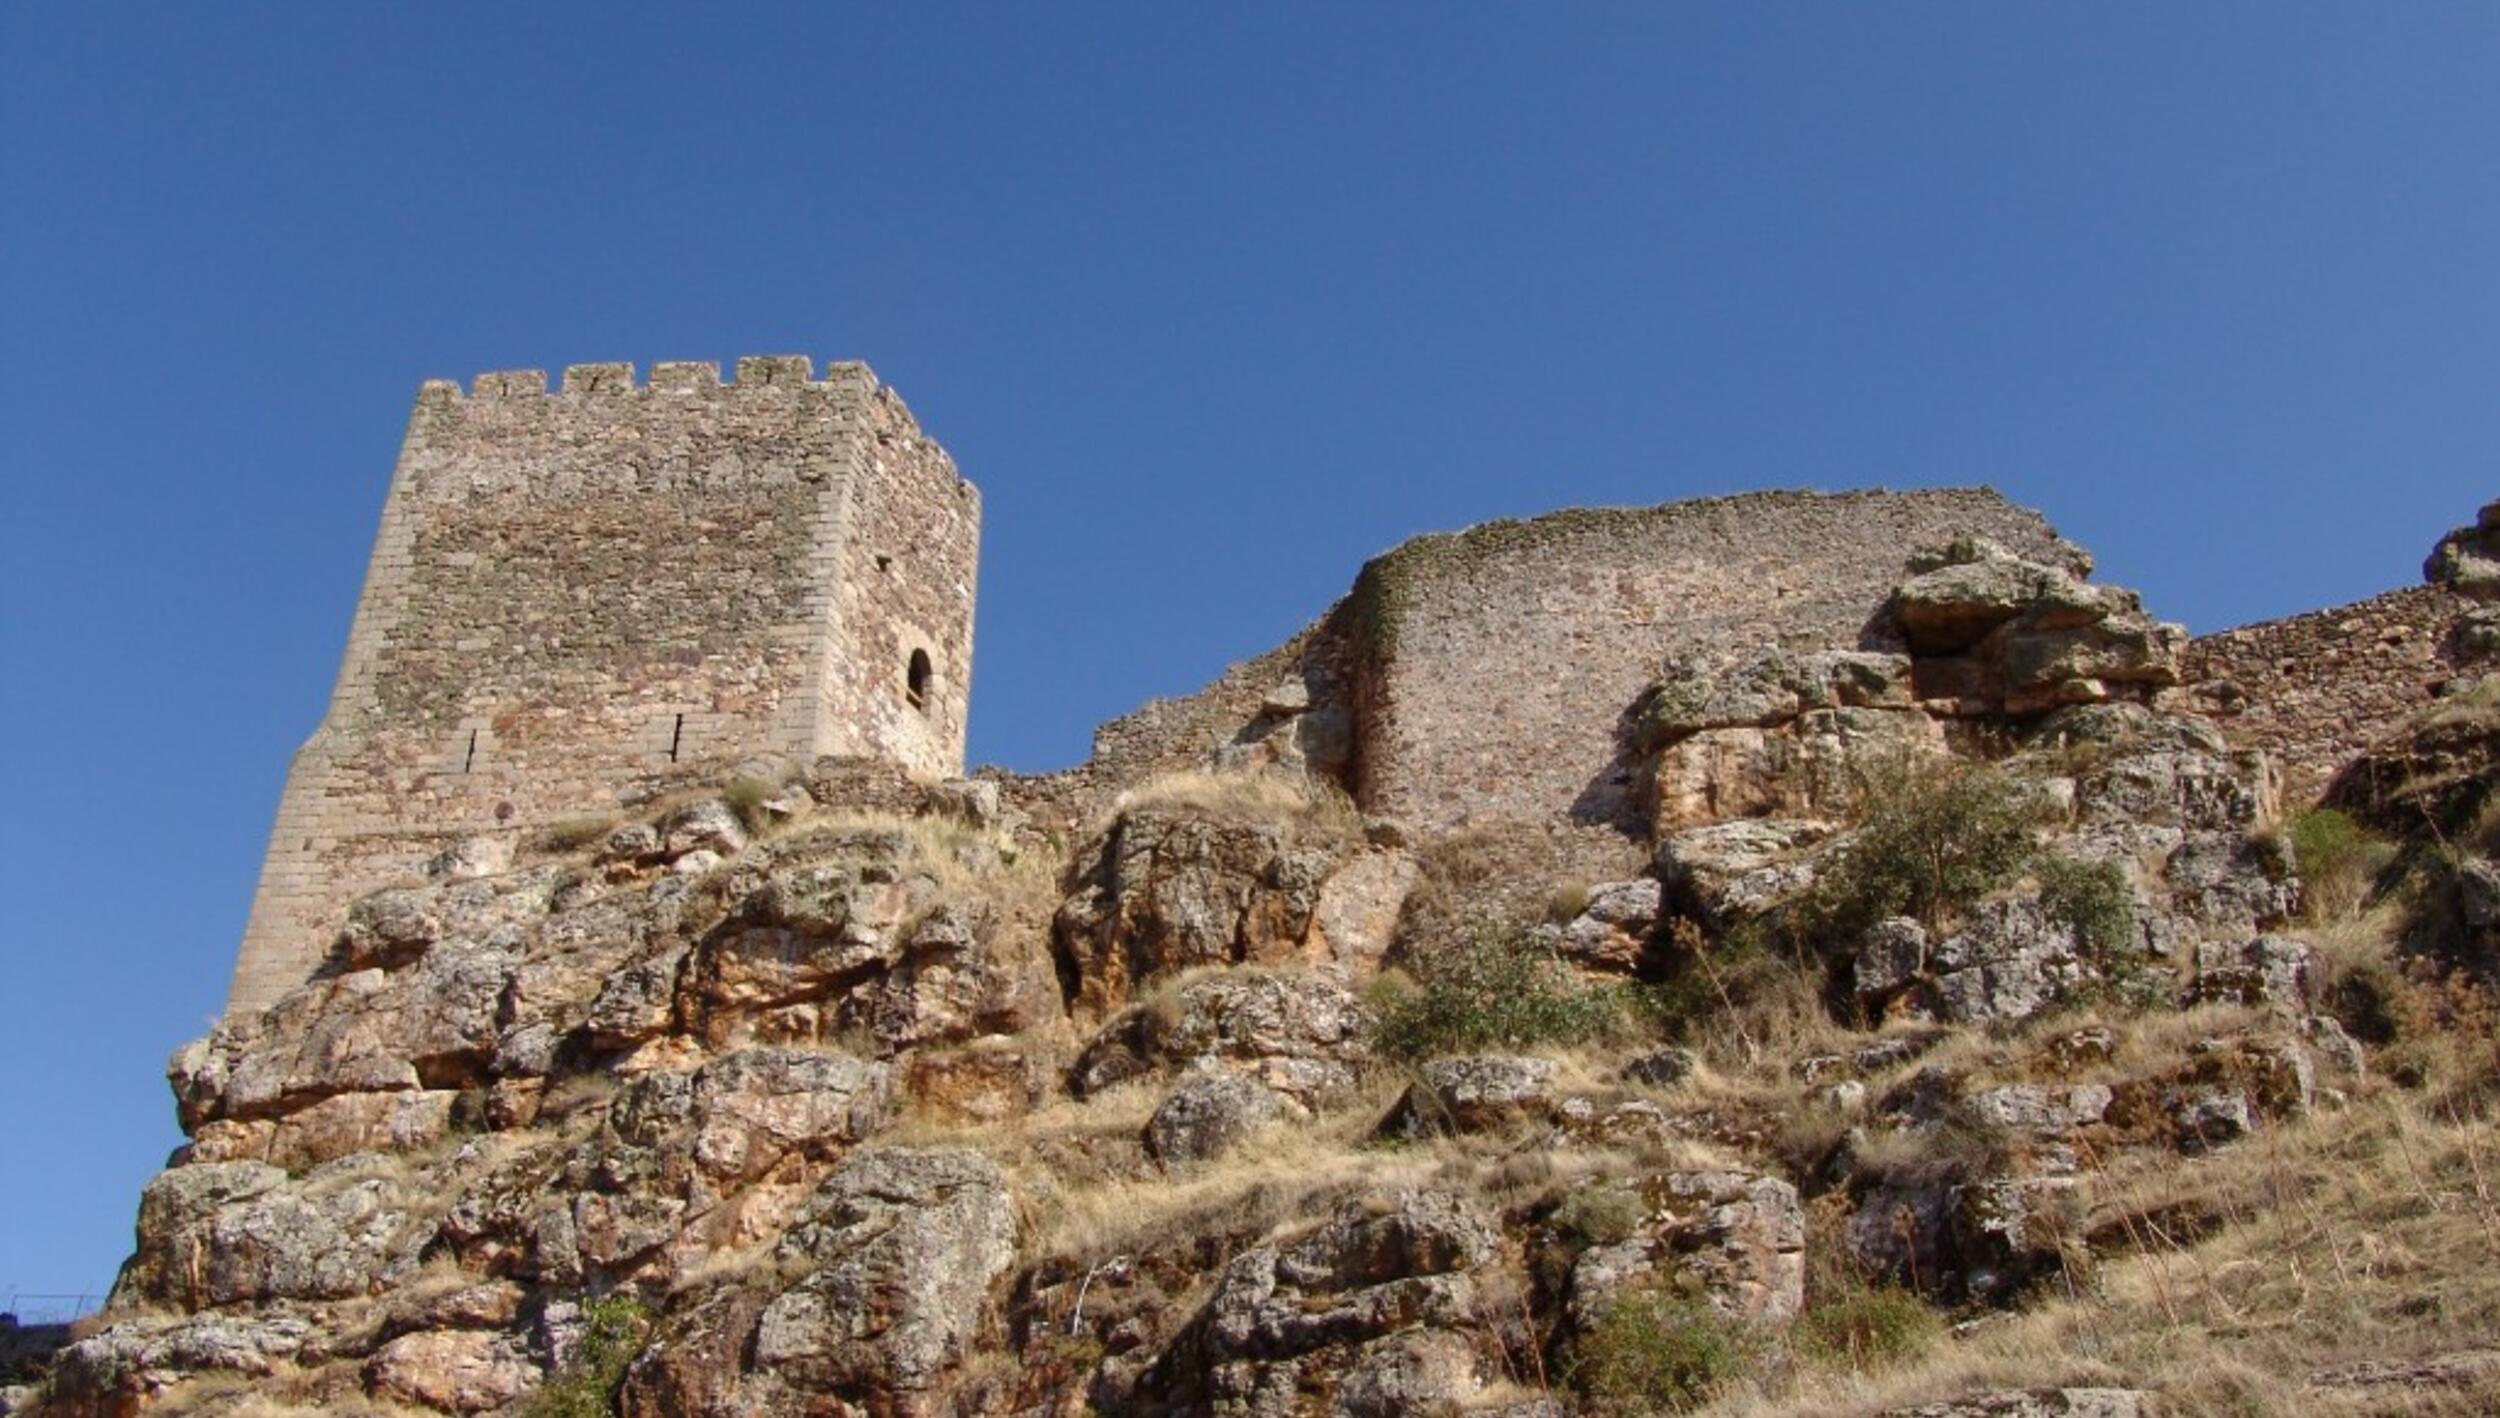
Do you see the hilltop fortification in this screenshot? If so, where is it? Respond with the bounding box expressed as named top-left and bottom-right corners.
top-left (228, 358), bottom-right (979, 1012)
top-left (37, 388), bottom-right (2500, 1418)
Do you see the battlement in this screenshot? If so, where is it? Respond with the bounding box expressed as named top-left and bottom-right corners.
top-left (228, 357), bottom-right (980, 1013)
top-left (412, 356), bottom-right (940, 446)
top-left (423, 355), bottom-right (885, 399)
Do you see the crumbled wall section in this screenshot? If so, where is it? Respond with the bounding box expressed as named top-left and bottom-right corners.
top-left (2184, 584), bottom-right (2470, 807)
top-left (1343, 489), bottom-right (2070, 829)
top-left (229, 358), bottom-right (978, 1013)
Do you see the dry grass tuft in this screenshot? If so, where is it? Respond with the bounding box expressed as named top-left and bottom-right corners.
top-left (1109, 768), bottom-right (1364, 844)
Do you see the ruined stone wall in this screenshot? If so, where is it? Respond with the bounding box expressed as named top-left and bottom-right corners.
top-left (2184, 584), bottom-right (2471, 807)
top-left (229, 358), bottom-right (978, 1013)
top-left (1343, 489), bottom-right (2073, 830)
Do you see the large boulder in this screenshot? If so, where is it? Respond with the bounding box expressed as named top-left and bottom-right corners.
top-left (1381, 1056), bottom-right (1560, 1138)
top-left (118, 1158), bottom-right (427, 1309)
top-left (1173, 1189), bottom-right (1502, 1416)
top-left (1569, 1171), bottom-right (1806, 1328)
top-left (1889, 537), bottom-right (2184, 716)
top-left (1857, 898), bottom-right (2088, 1025)
top-left (1527, 877), bottom-right (1663, 972)
top-left (1070, 969), bottom-right (1369, 1102)
top-left (45, 1315), bottom-right (314, 1418)
top-left (1654, 818), bottom-right (1836, 929)
top-left (1634, 648), bottom-right (1936, 831)
top-left (749, 1146), bottom-right (1019, 1407)
top-left (1144, 1072), bottom-right (1291, 1164)
top-left (366, 1329), bottom-right (538, 1413)
top-left (1054, 806), bottom-right (1357, 1017)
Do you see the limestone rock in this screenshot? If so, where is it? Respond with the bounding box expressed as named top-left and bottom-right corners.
top-left (2425, 498), bottom-right (2500, 600)
top-left (1071, 968), bottom-right (1368, 1102)
top-left (2190, 935), bottom-right (2315, 1011)
top-left (1528, 876), bottom-right (1661, 972)
top-left (366, 1329), bottom-right (537, 1413)
top-left (1857, 899), bottom-right (2087, 1025)
top-left (1570, 1171), bottom-right (1806, 1328)
top-left (2161, 1035), bottom-right (2314, 1151)
top-left (1179, 1189), bottom-right (1499, 1415)
top-left (662, 799), bottom-right (748, 858)
top-left (1847, 1171), bottom-right (2076, 1305)
top-left (1622, 1046), bottom-right (1698, 1087)
top-left (1654, 818), bottom-right (1835, 928)
top-left (1144, 1071), bottom-right (1290, 1163)
top-left (2165, 831), bottom-right (2299, 936)
top-left (755, 1146), bottom-right (1018, 1402)
top-left (1889, 538), bottom-right (2183, 714)
top-left (1382, 1056), bottom-right (1559, 1138)
top-left (1309, 848), bottom-right (1419, 970)
top-left (46, 1314), bottom-right (313, 1418)
top-left (1054, 807), bottom-right (1354, 1017)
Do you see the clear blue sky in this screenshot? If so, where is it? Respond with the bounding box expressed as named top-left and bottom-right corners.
top-left (2, 3), bottom-right (2493, 1303)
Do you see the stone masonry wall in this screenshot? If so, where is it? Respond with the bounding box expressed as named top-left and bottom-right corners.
top-left (229, 357), bottom-right (978, 1013)
top-left (2184, 584), bottom-right (2472, 807)
top-left (1343, 489), bottom-right (2073, 830)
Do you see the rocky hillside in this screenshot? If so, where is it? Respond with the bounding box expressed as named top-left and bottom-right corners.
top-left (10, 510), bottom-right (2500, 1418)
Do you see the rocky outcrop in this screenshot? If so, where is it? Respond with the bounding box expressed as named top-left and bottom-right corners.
top-left (70, 496), bottom-right (2500, 1418)
top-left (1054, 802), bottom-right (1400, 1018)
top-left (1380, 1055), bottom-right (1560, 1138)
top-left (1568, 1171), bottom-right (1807, 1328)
top-left (1070, 968), bottom-right (1369, 1102)
top-left (1144, 1072), bottom-right (1291, 1163)
top-left (2425, 499), bottom-right (2500, 601)
top-left (1139, 1189), bottom-right (1504, 1417)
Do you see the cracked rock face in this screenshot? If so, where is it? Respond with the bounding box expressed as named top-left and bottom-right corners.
top-left (1053, 807), bottom-right (1383, 1019)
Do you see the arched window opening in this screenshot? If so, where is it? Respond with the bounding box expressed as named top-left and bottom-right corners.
top-left (906, 649), bottom-right (934, 714)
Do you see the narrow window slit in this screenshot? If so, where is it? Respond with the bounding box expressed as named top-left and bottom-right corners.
top-left (462, 729), bottom-right (478, 774)
top-left (906, 650), bottom-right (933, 713)
top-left (667, 713), bottom-right (685, 763)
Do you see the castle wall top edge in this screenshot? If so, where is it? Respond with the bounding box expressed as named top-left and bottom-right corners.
top-left (1357, 484), bottom-right (2047, 576)
top-left (416, 356), bottom-right (889, 403)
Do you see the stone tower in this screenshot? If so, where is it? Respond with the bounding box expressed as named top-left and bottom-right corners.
top-left (227, 357), bottom-right (980, 1013)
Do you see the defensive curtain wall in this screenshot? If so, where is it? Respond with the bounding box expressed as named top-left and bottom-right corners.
top-left (1336, 489), bottom-right (2074, 829)
top-left (228, 357), bottom-right (979, 1012)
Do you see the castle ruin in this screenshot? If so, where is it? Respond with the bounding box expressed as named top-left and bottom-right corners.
top-left (227, 357), bottom-right (979, 1012)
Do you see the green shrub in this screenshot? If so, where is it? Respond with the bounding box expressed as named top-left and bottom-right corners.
top-left (2036, 853), bottom-right (2137, 971)
top-left (517, 1296), bottom-right (650, 1418)
top-left (1802, 756), bottom-right (2043, 943)
top-left (1568, 1287), bottom-right (1757, 1414)
top-left (1551, 1182), bottom-right (1646, 1248)
top-left (2288, 808), bottom-right (2394, 922)
top-left (1369, 923), bottom-right (1627, 1062)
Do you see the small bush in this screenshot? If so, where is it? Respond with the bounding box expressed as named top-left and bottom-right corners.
top-left (516, 1296), bottom-right (650, 1418)
top-left (720, 776), bottom-right (785, 835)
top-left (1546, 878), bottom-right (1594, 924)
top-left (1804, 755), bottom-right (2043, 943)
top-left (532, 816), bottom-right (620, 854)
top-left (2036, 853), bottom-right (2137, 973)
top-left (2289, 808), bottom-right (2394, 922)
top-left (1551, 1182), bottom-right (1646, 1248)
top-left (1568, 1287), bottom-right (1757, 1414)
top-left (1369, 923), bottom-right (1627, 1062)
